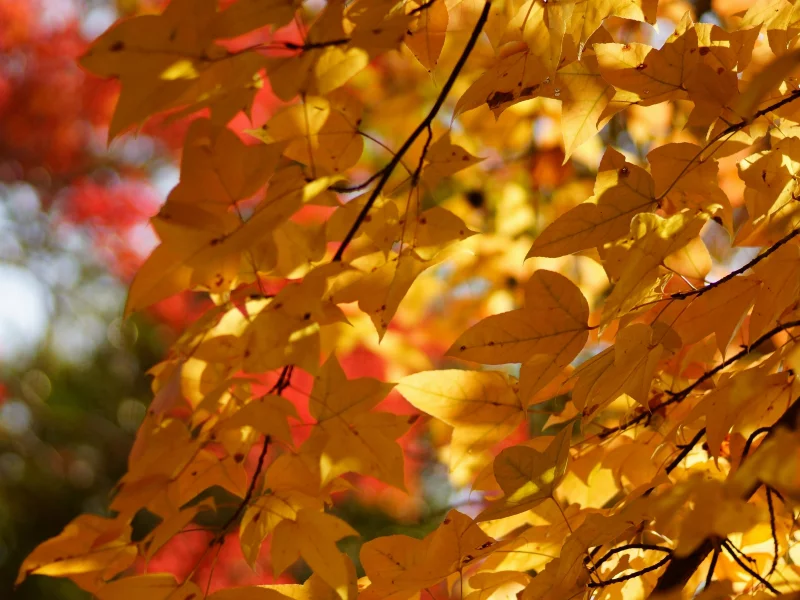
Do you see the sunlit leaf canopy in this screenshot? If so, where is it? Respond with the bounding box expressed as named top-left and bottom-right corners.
top-left (18, 0), bottom-right (800, 598)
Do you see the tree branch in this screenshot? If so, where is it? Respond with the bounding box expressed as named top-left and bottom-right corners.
top-left (601, 320), bottom-right (800, 439)
top-left (588, 555), bottom-right (672, 588)
top-left (217, 365), bottom-right (293, 537)
top-left (650, 397), bottom-right (800, 594)
top-left (656, 91), bottom-right (800, 203)
top-left (332, 0), bottom-right (492, 261)
top-left (721, 540), bottom-right (780, 594)
top-left (588, 544), bottom-right (672, 573)
top-left (670, 227), bottom-right (800, 301)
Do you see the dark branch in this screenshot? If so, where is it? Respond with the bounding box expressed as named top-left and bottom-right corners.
top-left (330, 167), bottom-right (388, 193)
top-left (587, 554), bottom-right (672, 588)
top-left (643, 427), bottom-right (707, 496)
top-left (603, 320), bottom-right (800, 439)
top-left (656, 91), bottom-right (800, 202)
top-left (766, 487), bottom-right (779, 578)
top-left (217, 365), bottom-right (293, 537)
top-left (409, 0), bottom-right (439, 16)
top-left (670, 227), bottom-right (800, 301)
top-left (283, 38), bottom-right (350, 51)
top-left (721, 540), bottom-right (780, 594)
top-left (704, 542), bottom-right (721, 589)
top-left (332, 0), bottom-right (492, 261)
top-left (651, 398), bottom-right (800, 594)
top-left (588, 544), bottom-right (672, 573)
top-left (741, 427), bottom-right (771, 462)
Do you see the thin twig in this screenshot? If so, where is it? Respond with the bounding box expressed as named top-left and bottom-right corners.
top-left (588, 544), bottom-right (672, 573)
top-left (217, 365), bottom-right (293, 536)
top-left (587, 555), bottom-right (672, 588)
top-left (766, 487), bottom-right (779, 578)
top-left (670, 227), bottom-right (800, 301)
top-left (330, 167), bottom-right (388, 193)
top-left (704, 542), bottom-right (721, 589)
top-left (332, 0), bottom-right (492, 261)
top-left (656, 91), bottom-right (800, 203)
top-left (721, 539), bottom-right (780, 594)
top-left (742, 427), bottom-right (772, 462)
top-left (600, 320), bottom-right (800, 439)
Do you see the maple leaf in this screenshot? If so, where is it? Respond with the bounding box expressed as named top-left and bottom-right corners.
top-left (447, 269), bottom-right (590, 365)
top-left (16, 514), bottom-right (137, 591)
top-left (304, 355), bottom-right (409, 488)
top-left (272, 509), bottom-right (358, 600)
top-left (397, 369), bottom-right (525, 482)
top-left (360, 510), bottom-right (501, 599)
top-left (528, 147), bottom-right (656, 257)
top-left (476, 426), bottom-right (571, 521)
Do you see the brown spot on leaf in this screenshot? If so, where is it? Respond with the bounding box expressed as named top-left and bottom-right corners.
top-left (110, 40), bottom-right (125, 52)
top-left (699, 47), bottom-right (710, 56)
top-left (619, 166), bottom-right (630, 177)
top-left (520, 84), bottom-right (539, 96)
top-left (487, 90), bottom-right (515, 108)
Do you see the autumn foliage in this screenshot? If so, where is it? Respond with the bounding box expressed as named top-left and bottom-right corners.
top-left (17, 0), bottom-right (800, 598)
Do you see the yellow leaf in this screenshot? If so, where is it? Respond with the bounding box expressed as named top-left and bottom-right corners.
top-left (212, 0), bottom-right (301, 39)
top-left (502, 0), bottom-right (574, 76)
top-left (738, 138), bottom-right (800, 222)
top-left (126, 168), bottom-right (337, 314)
top-left (556, 54), bottom-right (615, 158)
top-left (397, 370), bottom-right (524, 478)
top-left (421, 133), bottom-right (484, 189)
top-left (669, 277), bottom-right (760, 355)
top-left (595, 32), bottom-right (696, 106)
top-left (671, 480), bottom-right (764, 556)
top-left (361, 510), bottom-right (500, 598)
top-left (173, 119), bottom-right (285, 209)
top-left (476, 426), bottom-right (571, 521)
top-left (334, 248), bottom-right (456, 339)
top-left (266, 1), bottom-right (369, 101)
top-left (272, 509), bottom-right (358, 600)
top-left (570, 0), bottom-right (657, 55)
top-left (251, 92), bottom-right (364, 175)
top-left (749, 239), bottom-right (800, 339)
top-left (647, 142), bottom-right (730, 218)
top-left (16, 514), bottom-right (136, 588)
top-left (455, 47), bottom-right (551, 117)
top-left (304, 355), bottom-right (408, 488)
top-left (447, 270), bottom-right (590, 364)
top-left (601, 211), bottom-right (709, 324)
top-left (217, 393), bottom-right (298, 444)
top-left (79, 0), bottom-right (221, 139)
top-left (405, 0), bottom-right (449, 70)
top-left (735, 48), bottom-right (800, 119)
top-left (528, 147), bottom-right (655, 258)
top-left (144, 499), bottom-right (214, 560)
top-left (465, 570), bottom-right (531, 600)
top-left (96, 575), bottom-right (201, 600)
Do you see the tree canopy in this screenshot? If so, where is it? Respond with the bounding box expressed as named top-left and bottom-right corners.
top-left (16, 0), bottom-right (800, 598)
